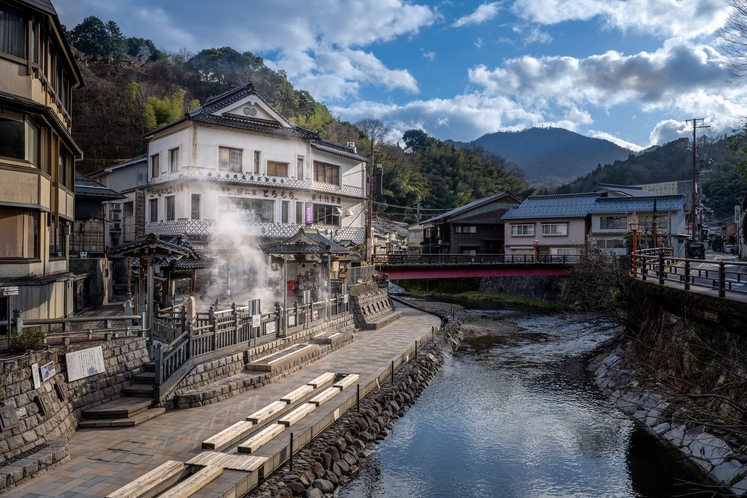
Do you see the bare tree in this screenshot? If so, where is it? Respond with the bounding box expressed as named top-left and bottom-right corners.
top-left (719, 0), bottom-right (747, 81)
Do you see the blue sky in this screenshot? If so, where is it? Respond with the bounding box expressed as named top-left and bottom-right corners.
top-left (57, 0), bottom-right (742, 151)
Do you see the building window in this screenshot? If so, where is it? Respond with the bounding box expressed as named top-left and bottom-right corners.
top-left (169, 147), bottom-right (179, 173)
top-left (0, 7), bottom-right (25, 59)
top-left (510, 224), bottom-right (534, 236)
top-left (219, 146), bottom-right (242, 172)
top-left (254, 150), bottom-right (261, 174)
top-left (282, 200), bottom-right (289, 223)
top-left (541, 223), bottom-right (568, 236)
top-left (551, 247), bottom-right (574, 255)
top-left (0, 110), bottom-right (39, 165)
top-left (165, 195), bottom-right (175, 221)
top-left (219, 197), bottom-right (274, 222)
top-left (149, 198), bottom-right (158, 222)
top-left (297, 156), bottom-right (304, 180)
top-left (267, 161), bottom-right (289, 177)
top-left (296, 201), bottom-right (304, 224)
top-left (600, 216), bottom-right (626, 230)
top-left (456, 226), bottom-right (476, 234)
top-left (313, 204), bottom-right (340, 226)
top-left (150, 154), bottom-right (159, 178)
top-left (191, 194), bottom-right (201, 220)
top-left (58, 151), bottom-right (72, 190)
top-left (0, 208), bottom-right (38, 258)
top-left (313, 161), bottom-right (340, 186)
top-left (462, 249), bottom-right (477, 256)
top-left (48, 216), bottom-right (67, 258)
top-left (409, 230), bottom-right (420, 239)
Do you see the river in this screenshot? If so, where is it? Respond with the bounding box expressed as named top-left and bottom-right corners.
top-left (338, 304), bottom-right (716, 498)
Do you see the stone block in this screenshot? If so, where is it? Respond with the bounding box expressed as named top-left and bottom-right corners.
top-left (710, 460), bottom-right (743, 486)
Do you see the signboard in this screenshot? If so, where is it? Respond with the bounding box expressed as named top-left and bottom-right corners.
top-left (266, 321), bottom-right (276, 334)
top-left (252, 315), bottom-right (261, 328)
top-left (288, 315), bottom-right (296, 327)
top-left (305, 202), bottom-right (314, 224)
top-left (0, 286), bottom-right (18, 296)
top-left (344, 294), bottom-right (349, 304)
top-left (66, 346), bottom-right (106, 382)
top-left (40, 361), bottom-right (55, 382)
top-left (736, 205), bottom-right (741, 224)
top-left (313, 310), bottom-right (319, 319)
top-left (31, 363), bottom-right (41, 390)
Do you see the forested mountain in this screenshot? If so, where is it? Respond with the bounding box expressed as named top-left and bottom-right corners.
top-left (464, 127), bottom-right (633, 181)
top-left (556, 135), bottom-right (747, 221)
top-left (66, 17), bottom-right (529, 222)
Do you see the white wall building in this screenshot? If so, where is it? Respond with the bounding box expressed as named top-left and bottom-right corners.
top-left (142, 83), bottom-right (366, 248)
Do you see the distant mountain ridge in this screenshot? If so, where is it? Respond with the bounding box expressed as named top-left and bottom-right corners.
top-left (463, 127), bottom-right (633, 182)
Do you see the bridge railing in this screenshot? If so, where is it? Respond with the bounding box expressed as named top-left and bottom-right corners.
top-left (636, 252), bottom-right (747, 298)
top-left (374, 253), bottom-right (581, 265)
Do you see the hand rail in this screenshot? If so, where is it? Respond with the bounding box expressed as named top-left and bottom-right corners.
top-left (373, 254), bottom-right (581, 265)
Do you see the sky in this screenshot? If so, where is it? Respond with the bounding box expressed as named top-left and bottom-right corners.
top-left (56, 0), bottom-right (745, 151)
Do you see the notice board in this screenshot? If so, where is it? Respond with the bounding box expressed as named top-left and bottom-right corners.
top-left (66, 346), bottom-right (106, 382)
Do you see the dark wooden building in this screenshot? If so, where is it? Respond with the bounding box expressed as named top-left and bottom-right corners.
top-left (421, 192), bottom-right (520, 255)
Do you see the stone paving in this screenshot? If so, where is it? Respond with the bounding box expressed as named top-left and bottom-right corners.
top-left (4, 306), bottom-right (441, 498)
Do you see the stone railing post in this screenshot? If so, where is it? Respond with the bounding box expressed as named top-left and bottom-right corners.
top-left (124, 299), bottom-right (133, 327)
top-left (154, 343), bottom-right (163, 385)
top-left (658, 252), bottom-right (665, 285)
top-left (186, 319), bottom-right (193, 359)
top-left (233, 302), bottom-right (239, 346)
top-left (181, 305), bottom-right (187, 334)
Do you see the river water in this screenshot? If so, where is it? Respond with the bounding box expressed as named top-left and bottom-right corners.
top-left (338, 305), bottom-right (715, 498)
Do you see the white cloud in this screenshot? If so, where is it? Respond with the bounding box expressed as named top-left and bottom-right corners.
top-left (588, 130), bottom-right (645, 151)
top-left (475, 37), bottom-right (484, 48)
top-left (453, 2), bottom-right (503, 28)
top-left (422, 49), bottom-right (436, 60)
top-left (648, 119), bottom-right (692, 144)
top-left (512, 24), bottom-right (553, 44)
top-left (511, 0), bottom-right (728, 39)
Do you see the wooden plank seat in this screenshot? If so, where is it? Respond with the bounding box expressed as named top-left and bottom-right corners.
top-left (307, 372), bottom-right (336, 388)
top-left (308, 387), bottom-right (339, 407)
top-left (202, 421), bottom-right (254, 451)
top-left (158, 466), bottom-right (223, 498)
top-left (237, 424), bottom-right (286, 454)
top-left (310, 331), bottom-right (348, 346)
top-left (186, 452), bottom-right (267, 472)
top-left (246, 344), bottom-right (319, 372)
top-left (278, 403), bottom-right (316, 427)
top-left (280, 384), bottom-right (314, 404)
top-left (246, 400), bottom-right (287, 424)
top-left (333, 373), bottom-right (360, 390)
top-left (106, 460), bottom-right (185, 498)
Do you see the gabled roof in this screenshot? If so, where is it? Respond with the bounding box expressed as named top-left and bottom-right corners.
top-left (261, 228), bottom-right (349, 255)
top-left (89, 154), bottom-right (147, 178)
top-left (74, 172), bottom-right (125, 200)
top-left (421, 192), bottom-right (519, 225)
top-left (312, 140), bottom-right (366, 162)
top-left (501, 193), bottom-right (601, 220)
top-left (108, 234), bottom-right (200, 259)
top-left (594, 184), bottom-right (658, 197)
top-left (587, 195), bottom-right (685, 213)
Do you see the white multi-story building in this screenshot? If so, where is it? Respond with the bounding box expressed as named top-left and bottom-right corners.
top-left (142, 82), bottom-right (366, 248)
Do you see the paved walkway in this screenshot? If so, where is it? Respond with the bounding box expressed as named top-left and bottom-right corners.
top-left (5, 306), bottom-right (441, 498)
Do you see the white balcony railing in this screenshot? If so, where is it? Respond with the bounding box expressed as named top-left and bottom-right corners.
top-left (145, 219), bottom-right (365, 244)
top-left (149, 167), bottom-right (365, 198)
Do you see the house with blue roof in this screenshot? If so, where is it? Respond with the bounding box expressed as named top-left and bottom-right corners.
top-left (420, 192), bottom-right (520, 255)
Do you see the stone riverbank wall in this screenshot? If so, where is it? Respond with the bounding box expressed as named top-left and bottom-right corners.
top-left (247, 315), bottom-right (462, 498)
top-left (591, 344), bottom-right (747, 496)
top-left (398, 276), bottom-right (565, 301)
top-left (0, 337), bottom-right (149, 491)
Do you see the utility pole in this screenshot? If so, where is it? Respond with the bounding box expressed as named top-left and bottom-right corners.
top-left (366, 139), bottom-right (374, 265)
top-left (685, 118), bottom-right (710, 242)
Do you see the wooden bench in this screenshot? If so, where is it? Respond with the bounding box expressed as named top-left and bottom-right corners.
top-left (333, 373), bottom-right (360, 390)
top-left (246, 344), bottom-right (319, 372)
top-left (278, 403), bottom-right (316, 427)
top-left (280, 384), bottom-right (314, 404)
top-left (246, 401), bottom-right (287, 424)
top-left (158, 466), bottom-right (223, 498)
top-left (237, 424), bottom-right (286, 454)
top-left (106, 460), bottom-right (185, 498)
top-left (307, 372), bottom-right (336, 388)
top-left (186, 452), bottom-right (267, 472)
top-left (202, 421), bottom-right (254, 451)
top-left (308, 387), bottom-right (339, 407)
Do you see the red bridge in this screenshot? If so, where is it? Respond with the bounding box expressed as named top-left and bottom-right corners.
top-left (372, 254), bottom-right (578, 280)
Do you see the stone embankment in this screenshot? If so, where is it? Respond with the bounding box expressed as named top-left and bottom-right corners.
top-left (249, 318), bottom-right (462, 498)
top-left (590, 347), bottom-right (747, 496)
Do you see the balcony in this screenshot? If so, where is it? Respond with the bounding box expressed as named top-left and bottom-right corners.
top-left (148, 167), bottom-right (365, 198)
top-left (145, 219), bottom-right (364, 243)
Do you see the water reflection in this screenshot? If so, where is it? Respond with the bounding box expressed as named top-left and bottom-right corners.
top-left (339, 311), bottom-right (716, 498)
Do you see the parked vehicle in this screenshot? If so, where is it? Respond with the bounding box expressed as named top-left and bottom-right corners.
top-left (725, 244), bottom-right (735, 255)
top-left (688, 242), bottom-right (706, 259)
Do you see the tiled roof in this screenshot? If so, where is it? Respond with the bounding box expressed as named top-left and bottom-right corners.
top-left (595, 184), bottom-right (658, 197)
top-left (89, 154), bottom-right (147, 177)
top-left (587, 195), bottom-right (685, 213)
top-left (261, 228), bottom-right (349, 255)
top-left (74, 172), bottom-right (125, 200)
top-left (501, 193), bottom-right (601, 220)
top-left (108, 234), bottom-right (199, 259)
top-left (422, 192), bottom-right (516, 224)
top-left (312, 141), bottom-right (366, 162)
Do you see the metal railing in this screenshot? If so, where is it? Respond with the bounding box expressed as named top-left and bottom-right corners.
top-left (635, 252), bottom-right (747, 299)
top-left (373, 253), bottom-right (581, 266)
top-left (152, 294), bottom-right (349, 403)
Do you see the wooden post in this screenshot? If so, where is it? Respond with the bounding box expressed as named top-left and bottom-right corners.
top-left (658, 252), bottom-right (665, 285)
top-left (719, 261), bottom-right (726, 298)
top-left (357, 383), bottom-right (360, 413)
top-left (684, 259), bottom-right (691, 291)
top-left (289, 432), bottom-right (294, 473)
top-left (391, 360), bottom-right (394, 385)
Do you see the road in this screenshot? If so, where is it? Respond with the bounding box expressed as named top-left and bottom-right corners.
top-left (681, 250), bottom-right (747, 293)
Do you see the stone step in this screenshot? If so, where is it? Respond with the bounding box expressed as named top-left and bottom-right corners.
top-left (333, 373), bottom-right (360, 391)
top-left (159, 466), bottom-right (223, 498)
top-left (237, 423), bottom-right (286, 454)
top-left (246, 344), bottom-right (319, 372)
top-left (246, 400), bottom-right (288, 424)
top-left (106, 459), bottom-right (185, 498)
top-left (122, 383), bottom-right (156, 398)
top-left (307, 372), bottom-right (336, 388)
top-left (202, 421), bottom-right (254, 451)
top-left (308, 387), bottom-right (339, 407)
top-left (82, 397), bottom-right (152, 420)
top-left (134, 371), bottom-right (156, 384)
top-left (280, 384), bottom-right (314, 404)
top-left (79, 407), bottom-right (165, 428)
top-left (278, 403), bottom-right (316, 427)
top-left (142, 361), bottom-right (155, 372)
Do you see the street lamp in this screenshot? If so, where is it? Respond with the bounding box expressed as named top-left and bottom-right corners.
top-left (533, 239), bottom-right (539, 262)
top-left (629, 220), bottom-right (640, 276)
